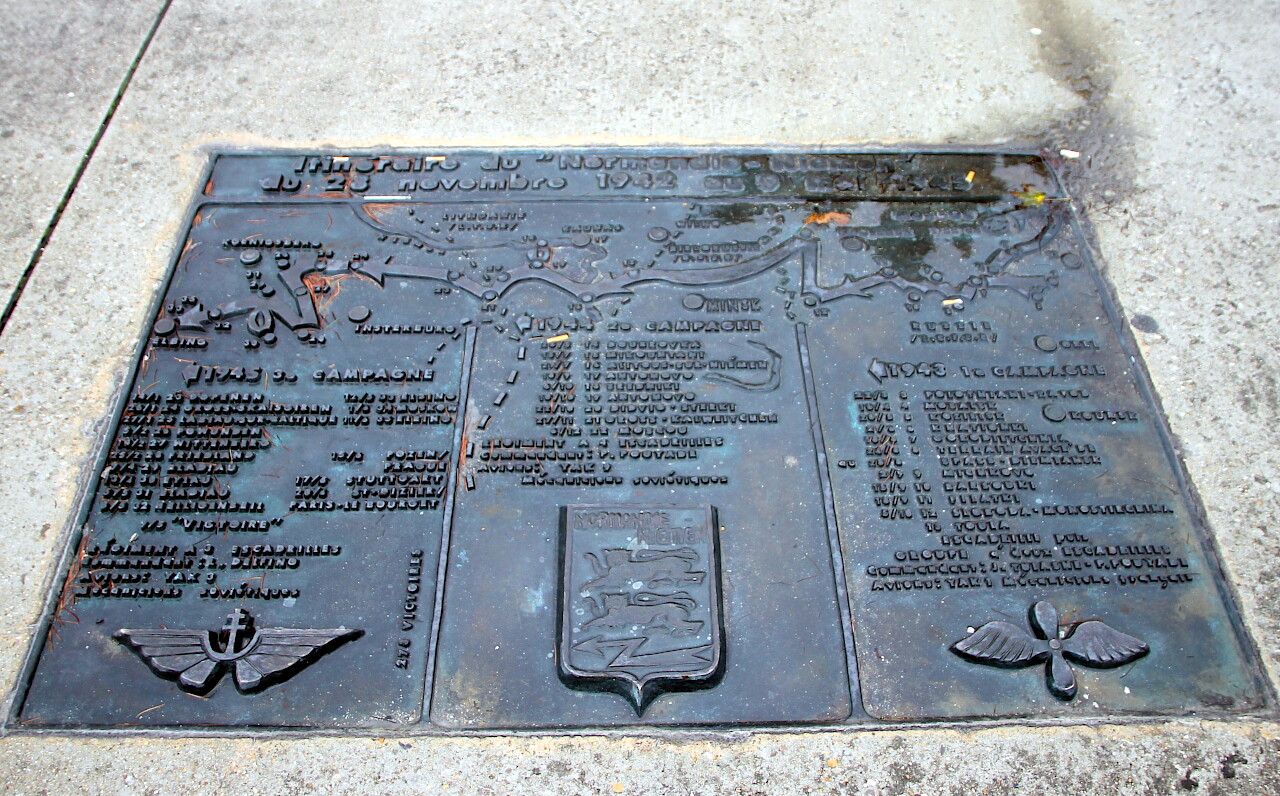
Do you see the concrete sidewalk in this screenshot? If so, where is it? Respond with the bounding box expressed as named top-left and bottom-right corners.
top-left (0, 0), bottom-right (163, 313)
top-left (1, 0), bottom-right (1278, 793)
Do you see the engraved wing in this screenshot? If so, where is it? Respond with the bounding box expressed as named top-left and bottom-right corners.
top-left (1061, 620), bottom-right (1149, 668)
top-left (115, 628), bottom-right (221, 691)
top-left (232, 627), bottom-right (361, 691)
top-left (951, 621), bottom-right (1051, 667)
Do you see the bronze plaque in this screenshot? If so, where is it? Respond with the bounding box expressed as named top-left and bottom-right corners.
top-left (9, 150), bottom-right (1269, 731)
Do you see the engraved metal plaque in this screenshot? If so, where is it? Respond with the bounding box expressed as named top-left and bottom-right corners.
top-left (9, 150), bottom-right (1269, 731)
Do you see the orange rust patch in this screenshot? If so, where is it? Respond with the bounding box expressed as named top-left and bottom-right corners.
top-left (804, 212), bottom-right (852, 226)
top-left (303, 271), bottom-right (352, 316)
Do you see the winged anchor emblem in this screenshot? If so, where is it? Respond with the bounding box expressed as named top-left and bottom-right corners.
top-left (951, 601), bottom-right (1149, 700)
top-left (115, 609), bottom-right (361, 694)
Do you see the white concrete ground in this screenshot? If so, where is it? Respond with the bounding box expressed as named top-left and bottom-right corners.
top-left (0, 0), bottom-right (162, 310)
top-left (1, 0), bottom-right (1278, 792)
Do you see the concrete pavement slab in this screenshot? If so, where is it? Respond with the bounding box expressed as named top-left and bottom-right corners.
top-left (0, 0), bottom-right (1278, 792)
top-left (0, 0), bottom-right (167, 315)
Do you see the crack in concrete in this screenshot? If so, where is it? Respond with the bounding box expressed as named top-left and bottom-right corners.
top-left (0, 0), bottom-right (175, 338)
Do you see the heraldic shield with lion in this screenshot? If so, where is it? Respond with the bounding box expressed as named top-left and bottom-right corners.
top-left (559, 505), bottom-right (724, 713)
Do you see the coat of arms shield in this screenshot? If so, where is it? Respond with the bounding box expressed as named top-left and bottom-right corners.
top-left (559, 504), bottom-right (724, 714)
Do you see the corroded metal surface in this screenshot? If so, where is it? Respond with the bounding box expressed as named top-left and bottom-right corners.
top-left (9, 150), bottom-right (1268, 730)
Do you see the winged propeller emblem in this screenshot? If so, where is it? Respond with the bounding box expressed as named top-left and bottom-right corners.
top-left (115, 609), bottom-right (361, 694)
top-left (951, 601), bottom-right (1149, 700)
